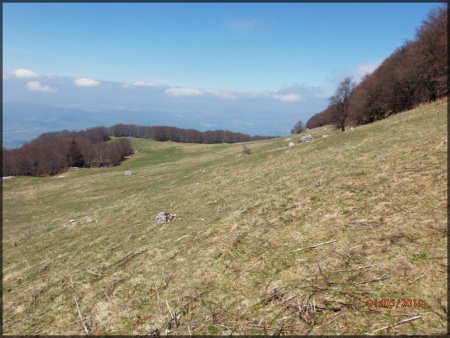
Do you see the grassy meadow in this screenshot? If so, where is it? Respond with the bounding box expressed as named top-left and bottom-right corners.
top-left (2, 101), bottom-right (447, 335)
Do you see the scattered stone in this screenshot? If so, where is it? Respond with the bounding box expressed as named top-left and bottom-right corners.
top-left (444, 138), bottom-right (447, 144)
top-left (2, 176), bottom-right (15, 180)
top-left (322, 135), bottom-right (329, 138)
top-left (56, 175), bottom-right (65, 178)
top-left (288, 142), bottom-right (295, 147)
top-left (322, 127), bottom-right (328, 131)
top-left (156, 212), bottom-right (177, 224)
top-left (286, 138), bottom-right (293, 141)
top-left (242, 145), bottom-right (252, 155)
top-left (125, 171), bottom-right (132, 176)
top-left (300, 134), bottom-right (313, 143)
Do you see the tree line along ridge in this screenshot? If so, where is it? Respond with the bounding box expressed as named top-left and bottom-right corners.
top-left (2, 125), bottom-right (274, 177)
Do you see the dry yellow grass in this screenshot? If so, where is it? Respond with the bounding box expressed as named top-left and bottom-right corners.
top-left (2, 101), bottom-right (447, 335)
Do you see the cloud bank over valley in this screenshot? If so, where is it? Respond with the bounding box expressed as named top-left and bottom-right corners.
top-left (4, 68), bottom-right (331, 147)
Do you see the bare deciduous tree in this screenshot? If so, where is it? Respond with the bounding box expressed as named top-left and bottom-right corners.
top-left (330, 76), bottom-right (355, 131)
top-left (291, 120), bottom-right (306, 134)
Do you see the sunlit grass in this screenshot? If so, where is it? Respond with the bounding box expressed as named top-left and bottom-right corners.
top-left (3, 101), bottom-right (447, 335)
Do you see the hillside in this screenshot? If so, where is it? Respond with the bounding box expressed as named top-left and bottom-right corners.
top-left (3, 101), bottom-right (447, 335)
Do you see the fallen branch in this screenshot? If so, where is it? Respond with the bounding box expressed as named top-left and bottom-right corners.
top-left (355, 274), bottom-right (390, 285)
top-left (166, 299), bottom-right (176, 324)
top-left (323, 312), bottom-right (344, 326)
top-left (334, 264), bottom-right (378, 273)
top-left (280, 295), bottom-right (297, 304)
top-left (294, 240), bottom-right (336, 252)
top-left (330, 249), bottom-right (351, 260)
top-left (74, 296), bottom-right (90, 335)
top-left (349, 244), bottom-right (363, 251)
top-left (371, 315), bottom-right (422, 334)
top-left (85, 269), bottom-right (103, 277)
top-left (312, 312), bottom-right (345, 333)
top-left (111, 249), bottom-right (146, 268)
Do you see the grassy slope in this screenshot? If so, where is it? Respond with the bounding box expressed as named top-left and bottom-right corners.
top-left (3, 102), bottom-right (447, 335)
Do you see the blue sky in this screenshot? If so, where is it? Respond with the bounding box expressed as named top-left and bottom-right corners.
top-left (3, 2), bottom-right (443, 137)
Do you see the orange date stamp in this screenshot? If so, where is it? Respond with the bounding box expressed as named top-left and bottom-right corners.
top-left (366, 298), bottom-right (425, 309)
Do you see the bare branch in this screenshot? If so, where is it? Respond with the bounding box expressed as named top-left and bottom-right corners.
top-left (294, 240), bottom-right (337, 252)
top-left (371, 315), bottom-right (422, 334)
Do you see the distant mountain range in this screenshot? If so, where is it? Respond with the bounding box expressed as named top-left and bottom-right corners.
top-left (3, 102), bottom-right (289, 149)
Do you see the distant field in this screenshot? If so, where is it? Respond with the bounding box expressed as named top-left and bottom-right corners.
top-left (3, 102), bottom-right (447, 335)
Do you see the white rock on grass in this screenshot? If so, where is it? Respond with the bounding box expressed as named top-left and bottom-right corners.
top-left (300, 134), bottom-right (313, 143)
top-left (156, 212), bottom-right (177, 224)
top-left (288, 142), bottom-right (295, 147)
top-left (125, 171), bottom-right (132, 176)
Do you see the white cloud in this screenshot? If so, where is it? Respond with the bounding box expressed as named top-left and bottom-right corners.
top-left (25, 81), bottom-right (56, 92)
top-left (127, 80), bottom-right (164, 88)
top-left (205, 89), bottom-right (237, 100)
top-left (165, 87), bottom-right (204, 97)
top-left (74, 77), bottom-right (100, 87)
top-left (273, 94), bottom-right (302, 102)
top-left (271, 82), bottom-right (325, 101)
top-left (14, 68), bottom-right (39, 78)
top-left (134, 81), bottom-right (162, 87)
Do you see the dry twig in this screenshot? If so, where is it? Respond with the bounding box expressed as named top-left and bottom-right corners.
top-left (85, 269), bottom-right (102, 277)
top-left (371, 315), bottom-right (422, 334)
top-left (334, 264), bottom-right (378, 273)
top-left (294, 240), bottom-right (336, 252)
top-left (74, 296), bottom-right (90, 335)
top-left (166, 300), bottom-right (176, 323)
top-left (355, 274), bottom-right (390, 285)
